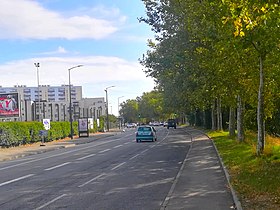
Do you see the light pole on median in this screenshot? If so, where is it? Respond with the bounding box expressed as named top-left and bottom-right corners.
top-left (68, 65), bottom-right (83, 139)
top-left (105, 86), bottom-right (115, 132)
top-left (34, 63), bottom-right (40, 122)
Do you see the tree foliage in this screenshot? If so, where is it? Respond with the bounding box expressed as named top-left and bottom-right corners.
top-left (140, 0), bottom-right (280, 154)
top-left (120, 90), bottom-right (170, 123)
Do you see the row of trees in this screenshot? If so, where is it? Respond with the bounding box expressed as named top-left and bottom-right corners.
top-left (139, 0), bottom-right (280, 154)
top-left (119, 91), bottom-right (167, 124)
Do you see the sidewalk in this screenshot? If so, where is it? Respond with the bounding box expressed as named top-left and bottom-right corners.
top-left (0, 131), bottom-right (118, 162)
top-left (162, 134), bottom-right (242, 210)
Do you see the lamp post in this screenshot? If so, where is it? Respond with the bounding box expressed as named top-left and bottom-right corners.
top-left (34, 63), bottom-right (40, 122)
top-left (104, 86), bottom-right (115, 131)
top-left (117, 96), bottom-right (124, 117)
top-left (118, 96), bottom-right (124, 129)
top-left (68, 65), bottom-right (83, 139)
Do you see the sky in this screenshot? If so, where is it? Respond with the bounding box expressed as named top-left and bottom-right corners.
top-left (0, 0), bottom-right (156, 116)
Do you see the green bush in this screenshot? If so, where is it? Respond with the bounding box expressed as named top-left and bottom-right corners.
top-left (0, 121), bottom-right (70, 147)
top-left (0, 122), bottom-right (44, 146)
top-left (0, 119), bottom-right (105, 148)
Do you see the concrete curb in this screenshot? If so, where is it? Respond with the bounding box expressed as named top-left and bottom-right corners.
top-left (0, 144), bottom-right (71, 162)
top-left (0, 132), bottom-right (118, 162)
top-left (191, 128), bottom-right (243, 210)
top-left (209, 137), bottom-right (243, 210)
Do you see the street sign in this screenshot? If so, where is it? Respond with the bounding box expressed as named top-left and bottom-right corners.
top-left (43, 119), bottom-right (50, 130)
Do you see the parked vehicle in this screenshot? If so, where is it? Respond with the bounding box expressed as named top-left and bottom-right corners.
top-left (167, 119), bottom-right (176, 129)
top-left (136, 126), bottom-right (157, 142)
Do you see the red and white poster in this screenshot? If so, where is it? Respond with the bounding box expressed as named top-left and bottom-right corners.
top-left (0, 93), bottom-right (19, 118)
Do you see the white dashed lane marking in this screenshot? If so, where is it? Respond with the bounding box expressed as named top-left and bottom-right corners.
top-left (44, 162), bottom-right (71, 171)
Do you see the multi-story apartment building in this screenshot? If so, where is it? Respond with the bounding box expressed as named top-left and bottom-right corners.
top-left (1, 85), bottom-right (82, 102)
top-left (0, 85), bottom-right (106, 122)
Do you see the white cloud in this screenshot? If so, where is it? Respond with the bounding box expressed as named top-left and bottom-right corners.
top-left (39, 46), bottom-right (68, 55)
top-left (0, 0), bottom-right (125, 40)
top-left (0, 55), bottom-right (155, 91)
top-left (0, 55), bottom-right (156, 115)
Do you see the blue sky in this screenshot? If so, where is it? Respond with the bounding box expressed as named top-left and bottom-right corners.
top-left (0, 0), bottom-right (155, 115)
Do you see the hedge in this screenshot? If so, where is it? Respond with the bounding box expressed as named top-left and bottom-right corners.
top-left (0, 118), bottom-right (105, 148)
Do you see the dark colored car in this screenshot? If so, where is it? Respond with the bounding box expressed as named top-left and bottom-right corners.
top-left (136, 126), bottom-right (157, 142)
top-left (167, 119), bottom-right (176, 129)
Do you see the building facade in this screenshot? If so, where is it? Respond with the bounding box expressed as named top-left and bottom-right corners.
top-left (0, 85), bottom-right (106, 122)
top-left (0, 85), bottom-right (83, 102)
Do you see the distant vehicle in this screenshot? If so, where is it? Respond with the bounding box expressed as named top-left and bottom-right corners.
top-left (126, 123), bottom-right (136, 128)
top-left (136, 126), bottom-right (157, 142)
top-left (163, 121), bottom-right (168, 127)
top-left (167, 119), bottom-right (176, 129)
top-left (153, 121), bottom-right (160, 126)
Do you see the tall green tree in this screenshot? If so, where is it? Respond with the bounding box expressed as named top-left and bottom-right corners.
top-left (140, 0), bottom-right (280, 155)
top-left (222, 0), bottom-right (280, 154)
top-left (119, 99), bottom-right (139, 123)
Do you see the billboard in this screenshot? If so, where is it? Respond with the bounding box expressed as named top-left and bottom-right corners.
top-left (78, 118), bottom-right (89, 137)
top-left (0, 93), bottom-right (19, 118)
top-left (78, 118), bottom-right (88, 132)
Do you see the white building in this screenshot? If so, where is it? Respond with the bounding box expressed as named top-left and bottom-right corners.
top-left (0, 85), bottom-right (106, 122)
top-left (0, 84), bottom-right (82, 102)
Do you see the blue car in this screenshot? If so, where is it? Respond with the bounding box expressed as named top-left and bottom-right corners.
top-left (136, 126), bottom-right (157, 142)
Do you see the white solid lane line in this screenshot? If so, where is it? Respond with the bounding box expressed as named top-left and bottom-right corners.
top-left (0, 174), bottom-right (34, 187)
top-left (111, 162), bottom-right (126, 171)
top-left (98, 149), bottom-right (111, 153)
top-left (76, 154), bottom-right (96, 161)
top-left (129, 154), bottom-right (140, 160)
top-left (113, 145), bottom-right (123, 149)
top-left (140, 149), bottom-right (149, 154)
top-left (78, 173), bottom-right (105, 188)
top-left (35, 194), bottom-right (67, 210)
top-left (44, 162), bottom-right (71, 171)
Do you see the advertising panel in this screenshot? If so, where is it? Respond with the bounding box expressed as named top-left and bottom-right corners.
top-left (0, 93), bottom-right (19, 118)
top-left (78, 118), bottom-right (89, 137)
top-left (78, 118), bottom-right (88, 132)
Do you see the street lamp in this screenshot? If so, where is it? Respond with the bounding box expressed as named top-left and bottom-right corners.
top-left (68, 64), bottom-right (83, 139)
top-left (118, 96), bottom-right (124, 117)
top-left (118, 96), bottom-right (124, 129)
top-left (34, 63), bottom-right (40, 122)
top-left (104, 86), bottom-right (115, 131)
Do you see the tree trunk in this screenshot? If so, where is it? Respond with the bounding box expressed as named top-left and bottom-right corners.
top-left (257, 55), bottom-right (265, 155)
top-left (194, 110), bottom-right (197, 126)
top-left (211, 99), bottom-right (216, 130)
top-left (229, 106), bottom-right (236, 138)
top-left (237, 95), bottom-right (245, 142)
top-left (203, 110), bottom-right (206, 128)
top-left (217, 97), bottom-right (223, 131)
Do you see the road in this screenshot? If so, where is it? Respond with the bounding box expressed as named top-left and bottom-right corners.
top-left (0, 127), bottom-right (205, 209)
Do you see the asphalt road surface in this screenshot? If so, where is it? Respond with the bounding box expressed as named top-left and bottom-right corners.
top-left (0, 126), bottom-right (196, 210)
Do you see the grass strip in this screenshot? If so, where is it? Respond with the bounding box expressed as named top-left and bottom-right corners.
top-left (208, 131), bottom-right (280, 210)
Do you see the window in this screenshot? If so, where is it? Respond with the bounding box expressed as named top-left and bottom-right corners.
top-left (138, 127), bottom-right (151, 131)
